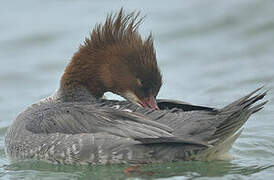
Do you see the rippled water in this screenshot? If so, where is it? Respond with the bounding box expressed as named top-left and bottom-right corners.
top-left (0, 0), bottom-right (274, 179)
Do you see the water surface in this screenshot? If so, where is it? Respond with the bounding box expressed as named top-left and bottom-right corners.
top-left (0, 0), bottom-right (274, 179)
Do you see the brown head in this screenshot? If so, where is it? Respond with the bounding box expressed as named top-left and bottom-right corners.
top-left (61, 9), bottom-right (162, 110)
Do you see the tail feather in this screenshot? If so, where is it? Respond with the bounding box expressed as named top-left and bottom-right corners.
top-left (210, 88), bottom-right (268, 146)
top-left (241, 91), bottom-right (268, 109)
top-left (198, 88), bottom-right (268, 160)
top-left (250, 101), bottom-right (268, 114)
top-left (221, 86), bottom-right (264, 111)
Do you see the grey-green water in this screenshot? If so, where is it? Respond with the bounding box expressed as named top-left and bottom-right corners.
top-left (1, 0), bottom-right (274, 179)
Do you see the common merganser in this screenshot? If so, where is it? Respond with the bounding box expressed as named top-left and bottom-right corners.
top-left (5, 9), bottom-right (267, 165)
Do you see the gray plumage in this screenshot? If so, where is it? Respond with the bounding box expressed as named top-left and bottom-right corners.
top-left (5, 87), bottom-right (267, 165)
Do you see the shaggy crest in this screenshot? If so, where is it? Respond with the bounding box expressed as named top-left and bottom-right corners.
top-left (84, 8), bottom-right (160, 79)
top-left (61, 8), bottom-right (162, 101)
top-left (86, 8), bottom-right (144, 49)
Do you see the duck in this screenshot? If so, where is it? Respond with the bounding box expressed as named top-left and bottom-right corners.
top-left (5, 9), bottom-right (267, 165)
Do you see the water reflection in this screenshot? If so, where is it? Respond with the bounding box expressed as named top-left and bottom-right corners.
top-left (2, 160), bottom-right (274, 180)
top-left (0, 0), bottom-right (274, 179)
